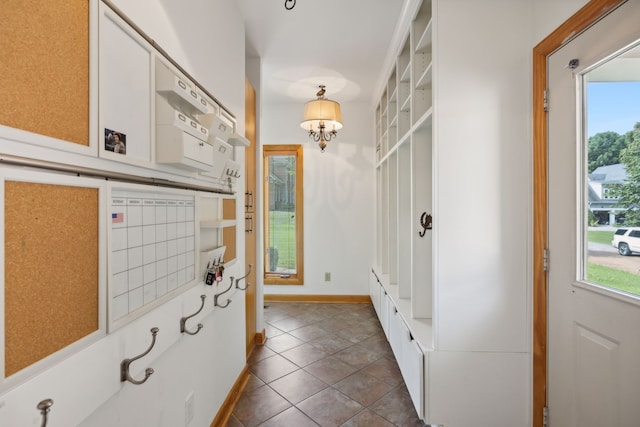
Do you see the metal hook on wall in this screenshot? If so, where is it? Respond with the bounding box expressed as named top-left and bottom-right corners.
top-left (180, 295), bottom-right (206, 335)
top-left (214, 276), bottom-right (234, 308)
top-left (120, 327), bottom-right (159, 385)
top-left (419, 212), bottom-right (432, 237)
top-left (285, 0), bottom-right (296, 10)
top-left (235, 264), bottom-right (253, 290)
top-left (37, 399), bottom-right (53, 427)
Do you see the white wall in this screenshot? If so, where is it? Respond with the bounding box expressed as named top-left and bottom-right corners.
top-left (424, 0), bottom-right (595, 426)
top-left (262, 102), bottom-right (376, 296)
top-left (0, 1), bottom-right (247, 426)
top-left (532, 0), bottom-right (590, 45)
top-left (425, 0), bottom-right (532, 424)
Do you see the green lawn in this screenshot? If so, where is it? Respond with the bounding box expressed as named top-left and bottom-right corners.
top-left (587, 263), bottom-right (640, 295)
top-left (588, 230), bottom-right (614, 245)
top-left (587, 229), bottom-right (639, 296)
top-left (267, 210), bottom-right (297, 270)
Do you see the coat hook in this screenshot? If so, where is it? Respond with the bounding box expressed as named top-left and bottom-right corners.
top-left (180, 295), bottom-right (206, 335)
top-left (214, 276), bottom-right (234, 308)
top-left (419, 212), bottom-right (432, 237)
top-left (37, 399), bottom-right (53, 427)
top-left (120, 327), bottom-right (159, 385)
top-left (235, 264), bottom-right (253, 290)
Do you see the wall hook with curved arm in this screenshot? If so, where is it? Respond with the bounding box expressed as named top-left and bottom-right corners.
top-left (214, 277), bottom-right (234, 308)
top-left (419, 212), bottom-right (432, 237)
top-left (121, 327), bottom-right (159, 385)
top-left (235, 264), bottom-right (253, 290)
top-left (37, 399), bottom-right (53, 427)
top-left (180, 295), bottom-right (206, 335)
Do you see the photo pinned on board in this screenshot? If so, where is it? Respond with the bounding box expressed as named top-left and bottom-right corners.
top-left (104, 128), bottom-right (127, 155)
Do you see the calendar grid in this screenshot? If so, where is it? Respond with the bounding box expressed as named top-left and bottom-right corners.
top-left (111, 190), bottom-right (195, 321)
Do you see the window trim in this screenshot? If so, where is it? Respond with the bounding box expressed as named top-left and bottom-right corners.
top-left (263, 144), bottom-right (304, 285)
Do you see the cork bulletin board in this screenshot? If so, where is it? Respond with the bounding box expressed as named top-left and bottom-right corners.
top-left (222, 198), bottom-right (236, 220)
top-left (0, 0), bottom-right (89, 145)
top-left (4, 181), bottom-right (99, 377)
top-left (223, 226), bottom-right (237, 263)
top-left (222, 199), bottom-right (236, 262)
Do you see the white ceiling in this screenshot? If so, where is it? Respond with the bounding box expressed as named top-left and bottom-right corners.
top-left (236, 0), bottom-right (407, 106)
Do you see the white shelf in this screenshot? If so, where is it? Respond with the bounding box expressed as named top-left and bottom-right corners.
top-left (415, 63), bottom-right (433, 90)
top-left (400, 94), bottom-right (411, 112)
top-left (200, 219), bottom-right (236, 229)
top-left (415, 19), bottom-right (433, 54)
top-left (399, 62), bottom-right (411, 83)
top-left (228, 133), bottom-right (250, 147)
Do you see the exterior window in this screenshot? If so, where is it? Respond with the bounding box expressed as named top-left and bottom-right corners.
top-left (263, 145), bottom-right (304, 285)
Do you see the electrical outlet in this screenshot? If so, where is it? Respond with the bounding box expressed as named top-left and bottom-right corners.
top-left (324, 272), bottom-right (331, 282)
top-left (185, 391), bottom-right (194, 426)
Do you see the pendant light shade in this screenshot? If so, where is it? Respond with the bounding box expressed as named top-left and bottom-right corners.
top-left (300, 85), bottom-right (343, 152)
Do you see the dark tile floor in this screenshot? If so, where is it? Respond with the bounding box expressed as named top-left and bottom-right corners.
top-left (229, 302), bottom-right (426, 427)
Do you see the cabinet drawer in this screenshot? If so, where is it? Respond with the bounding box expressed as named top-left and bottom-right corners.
top-left (402, 337), bottom-right (424, 418)
top-left (389, 307), bottom-right (405, 361)
top-left (183, 134), bottom-right (214, 165)
top-left (157, 125), bottom-right (213, 171)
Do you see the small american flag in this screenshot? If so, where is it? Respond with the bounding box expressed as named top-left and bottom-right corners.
top-left (112, 212), bottom-right (124, 223)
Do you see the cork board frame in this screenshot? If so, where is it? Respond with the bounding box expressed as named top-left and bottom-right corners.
top-left (0, 167), bottom-right (106, 389)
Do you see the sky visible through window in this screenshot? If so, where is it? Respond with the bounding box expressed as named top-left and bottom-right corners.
top-left (587, 81), bottom-right (640, 136)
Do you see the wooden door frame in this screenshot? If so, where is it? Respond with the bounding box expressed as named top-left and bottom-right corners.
top-left (532, 1), bottom-right (625, 425)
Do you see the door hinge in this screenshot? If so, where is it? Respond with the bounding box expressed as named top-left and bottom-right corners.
top-left (543, 248), bottom-right (549, 271)
top-left (543, 406), bottom-right (549, 427)
top-left (543, 89), bottom-right (549, 112)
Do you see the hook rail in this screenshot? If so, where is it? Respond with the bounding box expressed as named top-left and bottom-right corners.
top-left (235, 264), bottom-right (253, 290)
top-left (121, 327), bottom-right (159, 385)
top-left (180, 295), bottom-right (206, 335)
top-left (37, 399), bottom-right (53, 427)
top-left (214, 277), bottom-right (234, 308)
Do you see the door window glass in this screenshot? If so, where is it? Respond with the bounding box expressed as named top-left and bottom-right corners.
top-left (583, 41), bottom-right (640, 296)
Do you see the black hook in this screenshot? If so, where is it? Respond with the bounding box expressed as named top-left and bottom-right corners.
top-left (419, 212), bottom-right (432, 237)
top-left (285, 0), bottom-right (296, 10)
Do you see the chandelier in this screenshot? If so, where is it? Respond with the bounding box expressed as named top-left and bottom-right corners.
top-left (300, 85), bottom-right (343, 152)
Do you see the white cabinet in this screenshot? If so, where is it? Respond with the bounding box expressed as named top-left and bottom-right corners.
top-left (402, 337), bottom-right (424, 418)
top-left (154, 58), bottom-right (240, 180)
top-left (370, 267), bottom-right (426, 420)
top-left (372, 0), bottom-right (432, 422)
top-left (370, 269), bottom-right (381, 316)
top-left (156, 60), bottom-right (209, 116)
top-left (156, 125), bottom-right (214, 171)
top-left (375, 0), bottom-right (433, 318)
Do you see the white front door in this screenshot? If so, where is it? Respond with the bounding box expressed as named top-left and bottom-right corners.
top-left (548, 1), bottom-right (640, 426)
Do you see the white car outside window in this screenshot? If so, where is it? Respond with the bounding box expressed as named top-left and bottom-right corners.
top-left (612, 227), bottom-right (640, 256)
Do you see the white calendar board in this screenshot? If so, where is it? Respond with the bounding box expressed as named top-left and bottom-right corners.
top-left (109, 185), bottom-right (195, 330)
